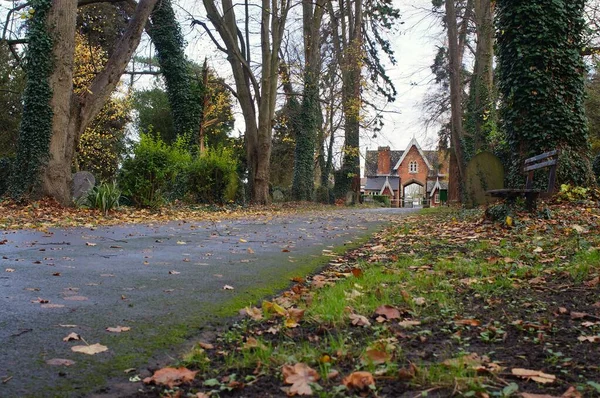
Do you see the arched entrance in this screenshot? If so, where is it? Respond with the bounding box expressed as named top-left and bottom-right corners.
top-left (403, 180), bottom-right (425, 207)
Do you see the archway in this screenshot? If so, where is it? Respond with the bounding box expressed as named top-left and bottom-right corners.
top-left (403, 180), bottom-right (425, 207)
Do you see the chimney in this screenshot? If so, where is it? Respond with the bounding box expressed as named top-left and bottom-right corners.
top-left (377, 146), bottom-right (391, 175)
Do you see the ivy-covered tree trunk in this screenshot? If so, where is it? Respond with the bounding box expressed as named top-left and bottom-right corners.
top-left (465, 0), bottom-right (496, 156)
top-left (328, 0), bottom-right (363, 200)
top-left (10, 0), bottom-right (158, 204)
top-left (496, 0), bottom-right (592, 186)
top-left (149, 0), bottom-right (202, 147)
top-left (292, 0), bottom-right (325, 201)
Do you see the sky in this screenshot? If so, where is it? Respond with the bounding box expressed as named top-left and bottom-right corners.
top-left (370, 0), bottom-right (445, 152)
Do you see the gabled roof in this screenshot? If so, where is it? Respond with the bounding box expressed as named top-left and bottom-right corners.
top-left (427, 179), bottom-right (449, 195)
top-left (393, 138), bottom-right (433, 171)
top-left (364, 150), bottom-right (403, 177)
top-left (364, 176), bottom-right (400, 191)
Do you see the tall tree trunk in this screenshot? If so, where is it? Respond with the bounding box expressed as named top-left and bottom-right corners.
top-left (292, 0), bottom-right (325, 201)
top-left (445, 0), bottom-right (466, 201)
top-left (39, 0), bottom-right (158, 204)
top-left (328, 0), bottom-right (363, 200)
top-left (467, 0), bottom-right (495, 153)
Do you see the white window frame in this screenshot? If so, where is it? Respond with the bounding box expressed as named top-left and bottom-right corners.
top-left (434, 192), bottom-right (440, 204)
top-left (409, 161), bottom-right (418, 173)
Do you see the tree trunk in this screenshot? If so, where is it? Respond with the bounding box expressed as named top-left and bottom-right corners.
top-left (291, 0), bottom-right (325, 201)
top-left (445, 0), bottom-right (466, 200)
top-left (465, 0), bottom-right (495, 154)
top-left (38, 0), bottom-right (158, 205)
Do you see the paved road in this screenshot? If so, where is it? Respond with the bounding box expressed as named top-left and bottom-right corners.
top-left (0, 208), bottom-right (415, 397)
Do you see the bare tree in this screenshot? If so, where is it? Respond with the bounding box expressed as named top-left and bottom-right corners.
top-left (199, 0), bottom-right (291, 205)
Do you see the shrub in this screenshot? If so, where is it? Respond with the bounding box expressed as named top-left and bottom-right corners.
top-left (372, 194), bottom-right (391, 207)
top-left (184, 147), bottom-right (238, 204)
top-left (118, 134), bottom-right (190, 207)
top-left (0, 157), bottom-right (12, 196)
top-left (78, 182), bottom-right (121, 215)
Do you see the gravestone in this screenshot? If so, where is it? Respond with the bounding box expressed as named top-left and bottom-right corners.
top-left (272, 189), bottom-right (285, 203)
top-left (72, 171), bottom-right (95, 201)
top-left (465, 152), bottom-right (504, 208)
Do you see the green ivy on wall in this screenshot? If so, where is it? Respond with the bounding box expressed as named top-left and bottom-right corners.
top-left (9, 0), bottom-right (54, 199)
top-left (496, 0), bottom-right (592, 186)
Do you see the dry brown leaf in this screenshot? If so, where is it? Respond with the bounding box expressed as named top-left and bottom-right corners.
top-left (374, 305), bottom-right (401, 320)
top-left (243, 337), bottom-right (266, 350)
top-left (570, 312), bottom-right (588, 320)
top-left (240, 306), bottom-right (263, 321)
top-left (520, 394), bottom-right (560, 398)
top-left (46, 358), bottom-right (76, 366)
top-left (282, 363), bottom-right (320, 396)
top-left (342, 371), bottom-right (375, 391)
top-left (561, 386), bottom-right (583, 398)
top-left (62, 332), bottom-right (81, 342)
top-left (398, 363), bottom-right (418, 381)
top-left (349, 313), bottom-right (371, 327)
top-left (454, 319), bottom-right (481, 327)
top-left (71, 343), bottom-right (108, 355)
top-left (362, 348), bottom-right (390, 365)
top-left (5, 268), bottom-right (15, 272)
top-left (511, 368), bottom-right (555, 384)
top-left (577, 335), bottom-right (600, 343)
top-left (143, 367), bottom-right (198, 388)
top-left (413, 297), bottom-right (426, 306)
top-left (41, 303), bottom-right (65, 309)
top-left (196, 393), bottom-right (210, 398)
top-left (262, 301), bottom-right (286, 316)
top-left (584, 276), bottom-right (599, 287)
top-left (106, 326), bottom-right (131, 333)
top-left (287, 308), bottom-right (305, 322)
top-left (198, 342), bottom-right (214, 350)
top-left (63, 296), bottom-right (88, 301)
top-left (397, 320), bottom-right (421, 328)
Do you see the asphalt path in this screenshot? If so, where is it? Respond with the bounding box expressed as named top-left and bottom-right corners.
top-left (0, 207), bottom-right (416, 397)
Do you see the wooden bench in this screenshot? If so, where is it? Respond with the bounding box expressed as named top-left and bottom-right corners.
top-left (487, 150), bottom-right (559, 211)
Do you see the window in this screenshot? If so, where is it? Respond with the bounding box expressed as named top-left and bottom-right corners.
top-left (409, 161), bottom-right (418, 173)
top-left (434, 193), bottom-right (440, 204)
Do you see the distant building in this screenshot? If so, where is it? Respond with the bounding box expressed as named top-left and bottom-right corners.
top-left (363, 139), bottom-right (450, 207)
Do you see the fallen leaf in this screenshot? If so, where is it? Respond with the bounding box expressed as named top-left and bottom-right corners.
top-left (351, 268), bottom-right (363, 278)
top-left (176, 241), bottom-right (186, 245)
top-left (41, 304), bottom-right (65, 309)
top-left (397, 320), bottom-right (421, 328)
top-left (63, 296), bottom-right (88, 301)
top-left (577, 335), bottom-right (600, 343)
top-left (143, 367), bottom-right (198, 388)
top-left (59, 324), bottom-right (78, 328)
top-left (520, 394), bottom-right (560, 398)
top-left (46, 358), bottom-right (76, 366)
top-left (287, 308), bottom-right (305, 322)
top-left (362, 348), bottom-right (391, 365)
top-left (198, 342), bottom-right (214, 350)
top-left (511, 368), bottom-right (555, 384)
top-left (106, 326), bottom-right (131, 333)
top-left (262, 301), bottom-right (286, 317)
top-left (282, 363), bottom-right (320, 396)
top-left (398, 363), bottom-right (418, 381)
top-left (454, 319), bottom-right (481, 327)
top-left (85, 242), bottom-right (97, 246)
top-left (584, 276), bottom-right (599, 287)
top-left (240, 306), bottom-right (263, 321)
top-left (243, 337), bottom-right (266, 350)
top-left (5, 268), bottom-right (15, 272)
top-left (247, 247), bottom-right (255, 254)
top-left (62, 332), bottom-right (81, 342)
top-left (223, 284), bottom-right (234, 290)
top-left (349, 313), bottom-right (371, 327)
top-left (342, 371), bottom-right (375, 391)
top-left (374, 305), bottom-right (401, 320)
top-left (413, 297), bottom-right (426, 306)
top-left (570, 312), bottom-right (588, 320)
top-left (169, 270), bottom-right (181, 275)
top-left (239, 238), bottom-right (247, 243)
top-left (71, 343), bottom-right (108, 355)
top-left (533, 246), bottom-right (543, 253)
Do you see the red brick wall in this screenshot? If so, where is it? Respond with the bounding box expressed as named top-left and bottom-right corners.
top-left (377, 147), bottom-right (391, 174)
top-left (398, 146), bottom-right (430, 195)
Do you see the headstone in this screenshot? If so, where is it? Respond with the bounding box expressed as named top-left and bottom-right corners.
top-left (345, 191), bottom-right (354, 206)
top-left (272, 189), bottom-right (285, 203)
top-left (72, 171), bottom-right (96, 201)
top-left (465, 152), bottom-right (504, 208)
